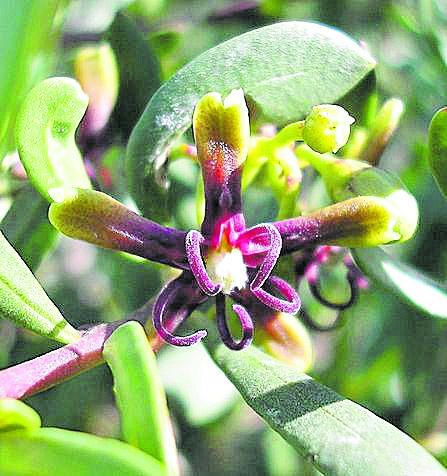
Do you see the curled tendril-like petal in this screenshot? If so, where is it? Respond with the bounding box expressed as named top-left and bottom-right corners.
top-left (247, 223), bottom-right (282, 290)
top-left (299, 307), bottom-right (346, 332)
top-left (216, 293), bottom-right (253, 350)
top-left (153, 279), bottom-right (207, 346)
top-left (308, 273), bottom-right (358, 310)
top-left (251, 275), bottom-right (300, 314)
top-left (185, 230), bottom-right (222, 296)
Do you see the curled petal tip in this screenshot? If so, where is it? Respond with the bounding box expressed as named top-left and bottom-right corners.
top-left (247, 223), bottom-right (282, 290)
top-left (252, 276), bottom-right (301, 315)
top-left (153, 280), bottom-right (207, 347)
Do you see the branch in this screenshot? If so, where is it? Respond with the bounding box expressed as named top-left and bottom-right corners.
top-left (0, 303), bottom-right (152, 399)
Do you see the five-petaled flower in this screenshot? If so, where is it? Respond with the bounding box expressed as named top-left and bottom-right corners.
top-left (49, 89), bottom-right (415, 351)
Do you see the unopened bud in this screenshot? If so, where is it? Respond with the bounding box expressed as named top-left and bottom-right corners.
top-left (303, 104), bottom-right (355, 154)
top-left (261, 312), bottom-right (313, 372)
top-left (362, 98), bottom-right (404, 165)
top-left (74, 43), bottom-right (119, 138)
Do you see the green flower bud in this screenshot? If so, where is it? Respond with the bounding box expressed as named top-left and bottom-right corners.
top-left (362, 98), bottom-right (404, 165)
top-left (303, 104), bottom-right (355, 154)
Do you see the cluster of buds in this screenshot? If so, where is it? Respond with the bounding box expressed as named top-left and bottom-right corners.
top-left (47, 88), bottom-right (417, 370)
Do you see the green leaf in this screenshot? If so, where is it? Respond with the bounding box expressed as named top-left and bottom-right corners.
top-left (0, 231), bottom-right (80, 343)
top-left (15, 77), bottom-right (91, 203)
top-left (352, 247), bottom-right (447, 320)
top-left (0, 399), bottom-right (41, 432)
top-left (0, 186), bottom-right (58, 271)
top-left (428, 106), bottom-right (447, 198)
top-left (0, 0), bottom-right (60, 156)
top-left (0, 427), bottom-right (166, 476)
top-left (205, 334), bottom-right (446, 476)
top-left (103, 322), bottom-right (178, 475)
top-left (127, 21), bottom-right (376, 220)
top-left (107, 13), bottom-right (162, 140)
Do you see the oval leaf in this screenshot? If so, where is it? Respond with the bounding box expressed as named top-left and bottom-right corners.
top-left (15, 77), bottom-right (91, 202)
top-left (352, 247), bottom-right (447, 320)
top-left (0, 231), bottom-right (80, 343)
top-left (205, 335), bottom-right (446, 476)
top-left (428, 106), bottom-right (447, 198)
top-left (0, 427), bottom-right (166, 476)
top-left (127, 21), bottom-right (376, 220)
top-left (104, 322), bottom-right (179, 475)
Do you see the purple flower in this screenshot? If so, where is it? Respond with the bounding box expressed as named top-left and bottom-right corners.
top-left (49, 90), bottom-right (395, 351)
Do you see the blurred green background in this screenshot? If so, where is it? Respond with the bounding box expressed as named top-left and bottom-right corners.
top-left (1, 0), bottom-right (447, 474)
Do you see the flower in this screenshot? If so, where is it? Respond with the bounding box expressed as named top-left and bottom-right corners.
top-left (49, 90), bottom-right (414, 351)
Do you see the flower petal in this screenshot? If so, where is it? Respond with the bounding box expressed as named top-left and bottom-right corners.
top-left (275, 195), bottom-right (410, 252)
top-left (49, 188), bottom-right (188, 268)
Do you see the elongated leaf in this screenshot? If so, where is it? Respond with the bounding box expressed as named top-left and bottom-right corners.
top-left (0, 399), bottom-right (41, 432)
top-left (0, 231), bottom-right (80, 343)
top-left (0, 0), bottom-right (60, 156)
top-left (352, 247), bottom-right (447, 320)
top-left (15, 77), bottom-right (91, 203)
top-left (0, 427), bottom-right (166, 476)
top-left (127, 21), bottom-right (376, 220)
top-left (428, 106), bottom-right (447, 198)
top-left (107, 13), bottom-right (162, 139)
top-left (205, 333), bottom-right (446, 476)
top-left (104, 322), bottom-right (178, 475)
top-left (0, 186), bottom-right (58, 270)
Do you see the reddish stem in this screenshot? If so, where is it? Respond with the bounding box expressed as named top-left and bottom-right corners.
top-left (0, 304), bottom-right (151, 400)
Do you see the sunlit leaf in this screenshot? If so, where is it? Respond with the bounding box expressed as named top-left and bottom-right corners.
top-left (0, 231), bottom-right (80, 343)
top-left (205, 330), bottom-right (446, 476)
top-left (352, 247), bottom-right (447, 320)
top-left (127, 21), bottom-right (376, 220)
top-left (103, 322), bottom-right (178, 475)
top-left (0, 427), bottom-right (166, 476)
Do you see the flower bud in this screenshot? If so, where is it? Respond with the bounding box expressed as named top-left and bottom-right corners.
top-left (362, 98), bottom-right (404, 165)
top-left (260, 312), bottom-right (313, 372)
top-left (74, 43), bottom-right (119, 138)
top-left (303, 104), bottom-right (355, 154)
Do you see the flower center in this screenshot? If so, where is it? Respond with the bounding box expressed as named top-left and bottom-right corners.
top-left (206, 237), bottom-right (248, 294)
